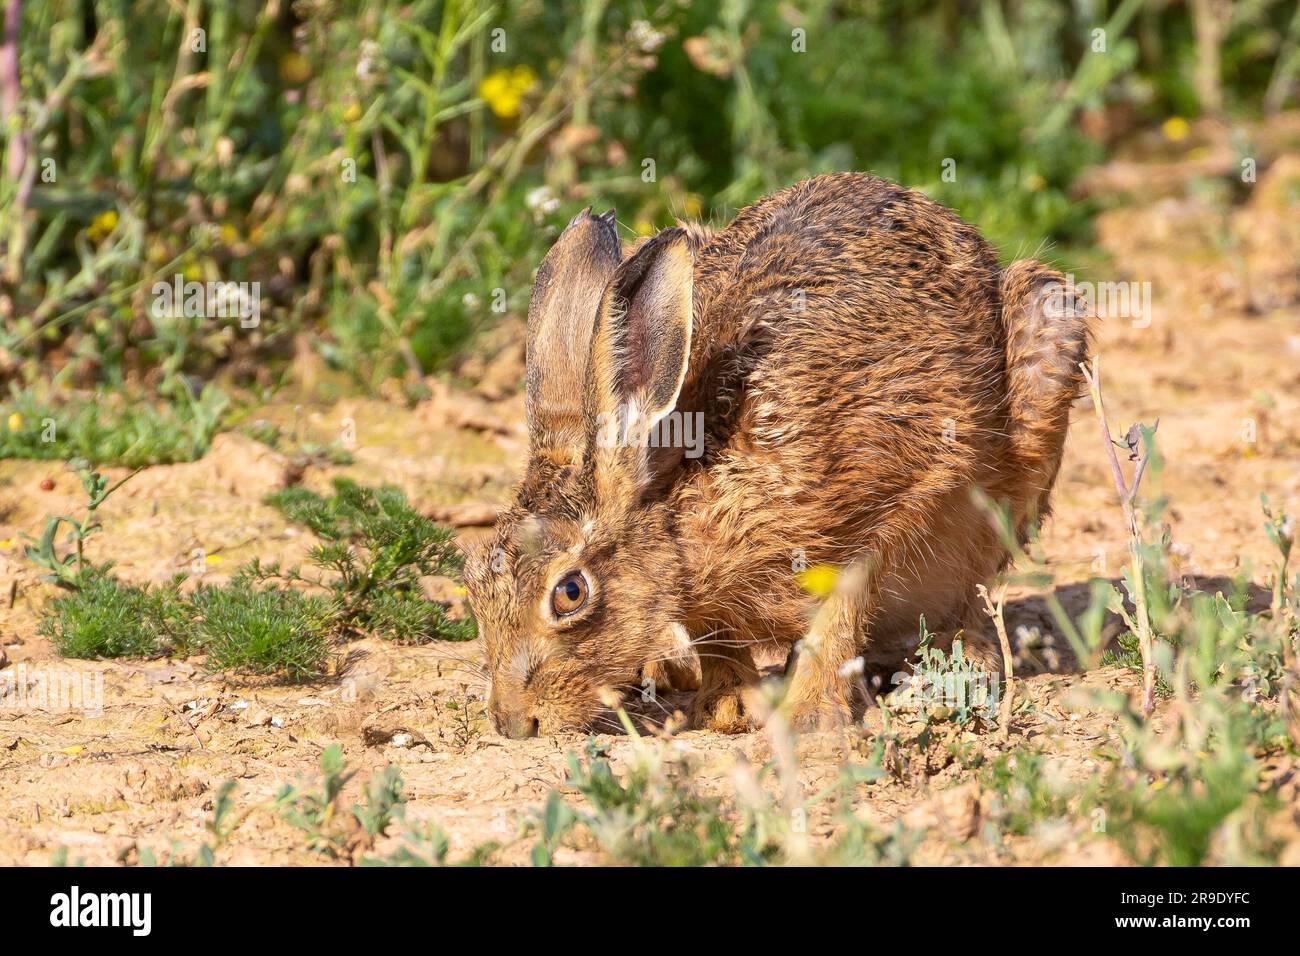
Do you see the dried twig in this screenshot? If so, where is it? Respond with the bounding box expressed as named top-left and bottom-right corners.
top-left (977, 583), bottom-right (1015, 742)
top-left (1079, 356), bottom-right (1158, 717)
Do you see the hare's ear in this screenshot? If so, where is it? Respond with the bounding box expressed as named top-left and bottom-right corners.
top-left (585, 227), bottom-right (693, 501)
top-left (526, 207), bottom-right (621, 465)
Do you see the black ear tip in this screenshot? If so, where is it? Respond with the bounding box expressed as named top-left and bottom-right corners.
top-left (596, 208), bottom-right (616, 226)
top-left (566, 205), bottom-right (594, 229)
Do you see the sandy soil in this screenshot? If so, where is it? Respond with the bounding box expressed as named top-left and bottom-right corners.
top-left (3, 120), bottom-right (1300, 865)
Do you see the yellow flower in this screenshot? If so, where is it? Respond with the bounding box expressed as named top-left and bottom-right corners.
top-left (342, 102), bottom-right (362, 123)
top-left (1024, 173), bottom-right (1046, 192)
top-left (6, 411), bottom-right (21, 432)
top-left (204, 553), bottom-right (223, 565)
top-left (87, 209), bottom-right (118, 242)
top-left (634, 218), bottom-right (654, 236)
top-left (796, 563), bottom-right (840, 598)
top-left (219, 223), bottom-right (239, 244)
top-left (683, 193), bottom-right (703, 217)
top-left (182, 262), bottom-right (203, 282)
top-left (1161, 116), bottom-right (1190, 143)
top-left (478, 64), bottom-right (537, 119)
top-left (280, 51), bottom-right (311, 85)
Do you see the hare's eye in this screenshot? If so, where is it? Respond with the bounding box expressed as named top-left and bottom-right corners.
top-left (552, 572), bottom-right (589, 616)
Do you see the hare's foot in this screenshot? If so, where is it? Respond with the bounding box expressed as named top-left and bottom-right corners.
top-left (688, 639), bottom-right (757, 734)
top-left (779, 691), bottom-right (852, 732)
top-left (779, 637), bottom-right (853, 730)
top-left (689, 686), bottom-right (750, 733)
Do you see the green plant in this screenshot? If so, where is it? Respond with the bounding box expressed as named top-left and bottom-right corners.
top-left (1, 386), bottom-right (227, 467)
top-left (979, 749), bottom-right (1079, 838)
top-left (38, 569), bottom-right (184, 659)
top-left (526, 719), bottom-right (908, 867)
top-left (8, 1), bottom-right (1292, 401)
top-left (276, 744), bottom-right (499, 865)
top-left (27, 474), bottom-right (472, 675)
top-left (21, 465), bottom-right (137, 588)
top-left (902, 619), bottom-right (999, 729)
top-left (187, 584), bottom-right (335, 681)
top-left (529, 738), bottom-right (753, 867)
top-left (261, 478), bottom-right (473, 643)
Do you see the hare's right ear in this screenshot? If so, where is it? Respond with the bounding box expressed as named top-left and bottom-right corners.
top-left (585, 228), bottom-right (693, 502)
top-left (526, 207), bottom-right (621, 464)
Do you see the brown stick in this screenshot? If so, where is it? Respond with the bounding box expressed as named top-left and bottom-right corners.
top-left (977, 583), bottom-right (1015, 742)
top-left (1079, 356), bottom-right (1157, 717)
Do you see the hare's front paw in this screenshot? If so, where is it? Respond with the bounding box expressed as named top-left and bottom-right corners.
top-left (689, 687), bottom-right (751, 734)
top-left (642, 657), bottom-right (700, 693)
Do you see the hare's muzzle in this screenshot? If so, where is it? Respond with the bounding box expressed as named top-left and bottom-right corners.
top-left (491, 696), bottom-right (540, 739)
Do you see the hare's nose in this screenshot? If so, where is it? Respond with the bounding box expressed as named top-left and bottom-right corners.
top-left (492, 700), bottom-right (540, 739)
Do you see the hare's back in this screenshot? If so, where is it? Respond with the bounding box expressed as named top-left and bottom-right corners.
top-left (692, 173), bottom-right (1009, 475)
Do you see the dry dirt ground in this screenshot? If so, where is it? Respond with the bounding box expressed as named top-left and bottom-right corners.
top-left (2, 119), bottom-right (1300, 866)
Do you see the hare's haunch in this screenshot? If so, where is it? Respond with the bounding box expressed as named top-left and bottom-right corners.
top-left (464, 173), bottom-right (1091, 737)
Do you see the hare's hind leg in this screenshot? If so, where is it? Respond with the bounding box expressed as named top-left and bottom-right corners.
top-left (780, 476), bottom-right (985, 730)
top-left (779, 563), bottom-right (873, 731)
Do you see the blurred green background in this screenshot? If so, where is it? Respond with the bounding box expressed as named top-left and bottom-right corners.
top-left (1, 0), bottom-right (1297, 462)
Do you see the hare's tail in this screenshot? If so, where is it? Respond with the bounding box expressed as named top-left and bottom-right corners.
top-left (998, 259), bottom-right (1093, 537)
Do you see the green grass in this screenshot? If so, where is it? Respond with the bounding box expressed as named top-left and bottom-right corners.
top-left (29, 471), bottom-right (473, 679)
top-left (1, 385), bottom-right (226, 467)
top-left (38, 569), bottom-right (183, 659)
top-left (188, 586), bottom-right (335, 681)
top-left (261, 478), bottom-right (474, 644)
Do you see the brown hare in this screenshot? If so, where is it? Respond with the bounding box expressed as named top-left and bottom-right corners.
top-left (463, 172), bottom-right (1090, 737)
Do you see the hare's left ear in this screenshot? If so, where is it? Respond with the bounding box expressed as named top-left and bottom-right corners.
top-left (585, 228), bottom-right (693, 501)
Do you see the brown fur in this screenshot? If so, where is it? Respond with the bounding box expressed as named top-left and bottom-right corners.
top-left (463, 173), bottom-right (1092, 737)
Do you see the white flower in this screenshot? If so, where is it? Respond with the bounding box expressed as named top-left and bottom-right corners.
top-left (629, 20), bottom-right (665, 52)
top-left (525, 185), bottom-right (559, 217)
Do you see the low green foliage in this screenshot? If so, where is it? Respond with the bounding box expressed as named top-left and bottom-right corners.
top-left (39, 569), bottom-right (183, 659)
top-left (526, 734), bottom-right (910, 867)
top-left (28, 471), bottom-right (472, 678)
top-left (1, 386), bottom-right (227, 467)
top-left (976, 428), bottom-right (1298, 865)
top-left (979, 750), bottom-right (1079, 838)
top-left (130, 744), bottom-right (500, 867)
top-left (188, 585), bottom-right (335, 681)
top-left (261, 478), bottom-right (473, 644)
top-left (905, 621), bottom-right (999, 729)
top-left (530, 739), bottom-right (755, 867)
top-left (276, 745), bottom-right (496, 865)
